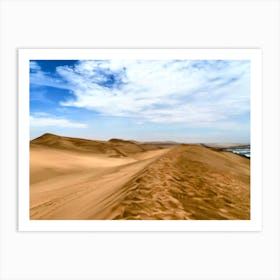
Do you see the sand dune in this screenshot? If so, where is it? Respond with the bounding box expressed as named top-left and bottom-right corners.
top-left (31, 133), bottom-right (160, 157)
top-left (30, 134), bottom-right (250, 220)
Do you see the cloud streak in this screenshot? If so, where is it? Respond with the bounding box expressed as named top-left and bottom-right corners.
top-left (30, 114), bottom-right (87, 128)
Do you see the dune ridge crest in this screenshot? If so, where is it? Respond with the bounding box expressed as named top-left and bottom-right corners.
top-left (111, 145), bottom-right (250, 220)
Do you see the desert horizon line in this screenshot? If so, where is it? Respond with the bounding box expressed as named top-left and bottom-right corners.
top-left (30, 132), bottom-right (250, 145)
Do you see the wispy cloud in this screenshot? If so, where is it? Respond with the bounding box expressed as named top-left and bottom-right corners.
top-left (30, 61), bottom-right (41, 71)
top-left (30, 113), bottom-right (87, 128)
top-left (30, 60), bottom-right (250, 129)
top-left (30, 61), bottom-right (69, 90)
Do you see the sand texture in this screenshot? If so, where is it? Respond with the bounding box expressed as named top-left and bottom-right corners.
top-left (30, 134), bottom-right (250, 220)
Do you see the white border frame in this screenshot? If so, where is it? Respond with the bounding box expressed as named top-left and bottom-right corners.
top-left (18, 48), bottom-right (262, 231)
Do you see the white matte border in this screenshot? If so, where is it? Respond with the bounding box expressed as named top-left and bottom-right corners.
top-left (18, 48), bottom-right (262, 232)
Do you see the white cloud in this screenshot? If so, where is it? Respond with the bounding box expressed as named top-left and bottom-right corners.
top-left (59, 60), bottom-right (249, 127)
top-left (30, 61), bottom-right (69, 90)
top-left (30, 115), bottom-right (87, 128)
top-left (31, 60), bottom-right (250, 128)
top-left (30, 61), bottom-right (41, 71)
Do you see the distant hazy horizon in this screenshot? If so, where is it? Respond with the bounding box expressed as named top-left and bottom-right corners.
top-left (30, 132), bottom-right (250, 146)
top-left (30, 59), bottom-right (250, 143)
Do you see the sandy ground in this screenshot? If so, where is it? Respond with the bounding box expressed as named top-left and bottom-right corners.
top-left (30, 134), bottom-right (250, 220)
top-left (112, 145), bottom-right (250, 220)
top-left (30, 146), bottom-right (170, 219)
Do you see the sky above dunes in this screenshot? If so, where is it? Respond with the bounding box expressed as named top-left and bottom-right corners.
top-left (30, 59), bottom-right (250, 143)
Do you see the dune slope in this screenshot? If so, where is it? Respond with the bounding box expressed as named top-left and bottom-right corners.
top-left (111, 145), bottom-right (250, 220)
top-left (30, 140), bottom-right (169, 219)
top-left (30, 135), bottom-right (250, 220)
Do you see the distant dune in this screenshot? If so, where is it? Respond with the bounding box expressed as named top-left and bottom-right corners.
top-left (30, 134), bottom-right (250, 220)
top-left (142, 140), bottom-right (180, 148)
top-left (31, 133), bottom-right (160, 157)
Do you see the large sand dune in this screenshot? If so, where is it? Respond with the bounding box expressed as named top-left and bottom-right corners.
top-left (30, 134), bottom-right (250, 220)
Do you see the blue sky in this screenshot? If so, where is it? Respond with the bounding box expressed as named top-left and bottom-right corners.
top-left (30, 59), bottom-right (250, 143)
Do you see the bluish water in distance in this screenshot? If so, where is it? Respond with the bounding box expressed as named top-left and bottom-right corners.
top-left (226, 148), bottom-right (250, 158)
